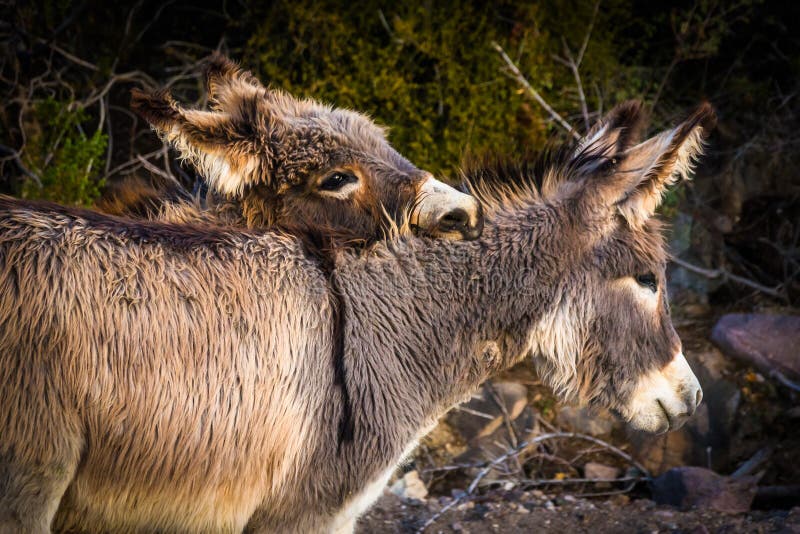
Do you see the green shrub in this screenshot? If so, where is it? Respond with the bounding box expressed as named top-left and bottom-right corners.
top-left (21, 98), bottom-right (107, 206)
top-left (243, 1), bottom-right (632, 177)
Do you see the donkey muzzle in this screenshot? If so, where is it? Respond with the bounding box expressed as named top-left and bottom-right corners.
top-left (624, 352), bottom-right (703, 434)
top-left (413, 176), bottom-right (484, 241)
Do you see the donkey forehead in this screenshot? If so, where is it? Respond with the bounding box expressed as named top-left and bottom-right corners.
top-left (262, 95), bottom-right (389, 145)
top-left (291, 115), bottom-right (393, 156)
top-left (271, 129), bottom-right (416, 182)
top-left (593, 220), bottom-right (668, 274)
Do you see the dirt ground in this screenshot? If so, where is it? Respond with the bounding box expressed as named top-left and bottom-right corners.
top-left (357, 309), bottom-right (800, 534)
top-left (358, 489), bottom-right (800, 533)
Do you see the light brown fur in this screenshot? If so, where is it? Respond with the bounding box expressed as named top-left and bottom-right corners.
top-left (0, 102), bottom-right (713, 533)
top-left (100, 54), bottom-right (483, 243)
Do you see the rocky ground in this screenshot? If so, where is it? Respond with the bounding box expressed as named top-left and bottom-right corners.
top-left (359, 489), bottom-right (800, 533)
top-left (355, 307), bottom-right (800, 533)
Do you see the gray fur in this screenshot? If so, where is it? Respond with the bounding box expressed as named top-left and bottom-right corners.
top-left (102, 54), bottom-right (482, 243)
top-left (0, 102), bottom-right (713, 533)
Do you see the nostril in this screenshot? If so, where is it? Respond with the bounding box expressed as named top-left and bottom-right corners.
top-left (437, 208), bottom-right (469, 231)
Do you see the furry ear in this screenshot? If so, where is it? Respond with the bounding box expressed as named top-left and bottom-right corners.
top-left (204, 52), bottom-right (265, 112)
top-left (571, 100), bottom-right (646, 173)
top-left (613, 102), bottom-right (716, 227)
top-left (131, 88), bottom-right (261, 196)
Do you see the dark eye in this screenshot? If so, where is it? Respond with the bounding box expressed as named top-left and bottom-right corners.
top-left (635, 273), bottom-right (658, 293)
top-left (319, 172), bottom-right (357, 191)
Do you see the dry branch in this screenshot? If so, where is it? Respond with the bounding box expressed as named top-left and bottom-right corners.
top-left (416, 431), bottom-right (649, 533)
top-left (491, 42), bottom-right (580, 140)
top-left (669, 256), bottom-right (787, 301)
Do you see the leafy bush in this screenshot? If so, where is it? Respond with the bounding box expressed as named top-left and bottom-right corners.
top-left (21, 98), bottom-right (107, 206)
top-left (243, 1), bottom-right (633, 176)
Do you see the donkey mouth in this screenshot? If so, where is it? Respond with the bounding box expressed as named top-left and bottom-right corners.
top-left (410, 221), bottom-right (483, 241)
top-left (655, 399), bottom-right (675, 434)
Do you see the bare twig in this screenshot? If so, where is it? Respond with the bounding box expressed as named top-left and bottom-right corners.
top-left (557, 38), bottom-right (591, 131)
top-left (519, 475), bottom-right (646, 488)
top-left (35, 38), bottom-right (99, 72)
top-left (731, 446), bottom-right (773, 479)
top-left (100, 148), bottom-right (164, 183)
top-left (103, 95), bottom-right (113, 175)
top-left (416, 432), bottom-right (649, 532)
top-left (770, 370), bottom-right (800, 393)
top-left (0, 143), bottom-right (42, 187)
top-left (491, 42), bottom-right (580, 140)
top-left (377, 9), bottom-right (404, 45)
top-left (576, 1), bottom-right (601, 66)
top-left (650, 57), bottom-right (678, 114)
top-left (669, 256), bottom-right (787, 301)
top-left (560, 0), bottom-right (601, 130)
top-left (136, 154), bottom-right (180, 185)
top-left (486, 382), bottom-right (519, 449)
top-left (131, 0), bottom-right (177, 46)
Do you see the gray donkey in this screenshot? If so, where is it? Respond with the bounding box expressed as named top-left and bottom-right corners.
top-left (100, 53), bottom-right (483, 243)
top-left (0, 101), bottom-right (709, 533)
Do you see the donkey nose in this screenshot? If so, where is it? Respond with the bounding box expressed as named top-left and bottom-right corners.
top-left (436, 207), bottom-right (484, 240)
top-left (438, 208), bottom-right (468, 231)
top-left (687, 383), bottom-right (703, 416)
top-left (414, 175), bottom-right (484, 240)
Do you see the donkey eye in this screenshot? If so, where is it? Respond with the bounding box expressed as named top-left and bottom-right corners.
top-left (635, 273), bottom-right (658, 293)
top-left (319, 172), bottom-right (357, 191)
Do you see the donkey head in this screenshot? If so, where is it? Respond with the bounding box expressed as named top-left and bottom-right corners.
top-left (515, 102), bottom-right (714, 433)
top-left (129, 54), bottom-right (482, 241)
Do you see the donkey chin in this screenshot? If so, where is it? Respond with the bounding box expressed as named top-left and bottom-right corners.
top-left (622, 352), bottom-right (703, 434)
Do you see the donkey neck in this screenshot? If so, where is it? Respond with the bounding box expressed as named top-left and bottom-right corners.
top-left (331, 200), bottom-right (573, 490)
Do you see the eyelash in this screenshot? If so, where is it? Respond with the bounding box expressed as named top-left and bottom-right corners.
top-left (635, 273), bottom-right (658, 293)
top-left (319, 172), bottom-right (358, 191)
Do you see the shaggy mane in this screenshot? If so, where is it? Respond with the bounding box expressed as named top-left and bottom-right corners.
top-left (460, 137), bottom-right (618, 214)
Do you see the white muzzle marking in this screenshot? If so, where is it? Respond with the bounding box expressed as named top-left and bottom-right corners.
top-left (412, 175), bottom-right (483, 240)
top-left (625, 352), bottom-right (703, 434)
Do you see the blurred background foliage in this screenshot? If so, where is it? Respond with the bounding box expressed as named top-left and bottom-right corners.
top-left (1, 0), bottom-right (798, 301)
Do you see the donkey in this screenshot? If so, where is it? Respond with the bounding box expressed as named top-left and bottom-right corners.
top-left (100, 53), bottom-right (483, 243)
top-left (0, 101), bottom-right (710, 533)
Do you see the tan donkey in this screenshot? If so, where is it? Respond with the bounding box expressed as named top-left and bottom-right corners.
top-left (0, 101), bottom-right (710, 533)
top-left (102, 54), bottom-right (483, 244)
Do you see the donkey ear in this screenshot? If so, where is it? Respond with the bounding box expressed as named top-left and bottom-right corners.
top-left (573, 101), bottom-right (646, 166)
top-left (204, 52), bottom-right (265, 112)
top-left (612, 102), bottom-right (716, 227)
top-left (131, 88), bottom-right (260, 196)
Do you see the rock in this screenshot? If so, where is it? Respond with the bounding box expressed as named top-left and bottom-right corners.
top-left (583, 462), bottom-right (621, 490)
top-left (651, 466), bottom-right (758, 514)
top-left (628, 348), bottom-right (741, 474)
top-left (583, 462), bottom-right (621, 480)
top-left (556, 405), bottom-right (618, 437)
top-left (711, 313), bottom-right (800, 380)
top-left (389, 470), bottom-right (428, 501)
top-left (666, 212), bottom-right (723, 299)
top-left (420, 418), bottom-right (468, 461)
top-left (447, 381), bottom-right (528, 442)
